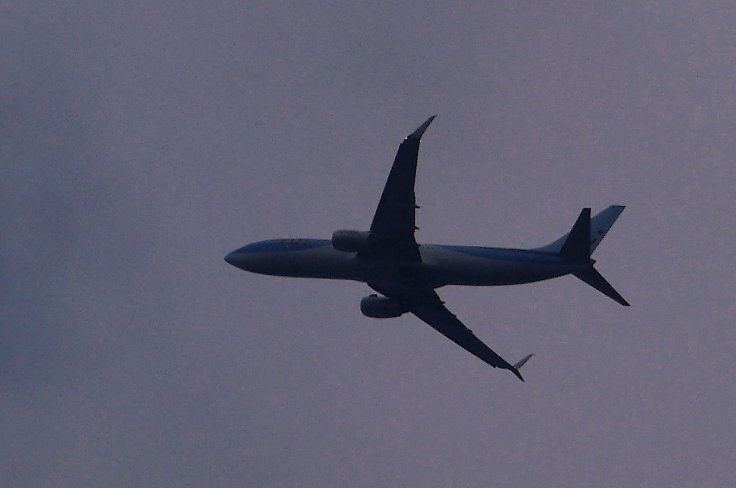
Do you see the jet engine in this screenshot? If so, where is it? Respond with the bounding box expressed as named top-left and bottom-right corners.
top-left (360, 294), bottom-right (408, 319)
top-left (332, 229), bottom-right (372, 252)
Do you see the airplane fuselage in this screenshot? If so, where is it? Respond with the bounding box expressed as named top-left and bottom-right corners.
top-left (225, 238), bottom-right (590, 289)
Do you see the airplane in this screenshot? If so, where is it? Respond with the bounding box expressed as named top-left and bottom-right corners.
top-left (224, 116), bottom-right (628, 381)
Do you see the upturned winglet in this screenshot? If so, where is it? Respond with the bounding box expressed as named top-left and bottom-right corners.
top-left (510, 353), bottom-right (534, 382)
top-left (407, 115), bottom-right (436, 140)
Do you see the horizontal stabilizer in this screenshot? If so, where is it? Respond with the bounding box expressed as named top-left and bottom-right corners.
top-left (560, 208), bottom-right (591, 261)
top-left (574, 266), bottom-right (630, 307)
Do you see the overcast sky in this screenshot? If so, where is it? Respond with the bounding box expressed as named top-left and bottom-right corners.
top-left (2, 1), bottom-right (735, 487)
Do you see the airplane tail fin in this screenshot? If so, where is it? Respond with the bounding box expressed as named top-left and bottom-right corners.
top-left (536, 205), bottom-right (625, 255)
top-left (540, 206), bottom-right (629, 307)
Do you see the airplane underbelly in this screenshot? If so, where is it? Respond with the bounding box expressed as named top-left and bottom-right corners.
top-left (443, 259), bottom-right (567, 285)
top-left (424, 246), bottom-right (570, 286)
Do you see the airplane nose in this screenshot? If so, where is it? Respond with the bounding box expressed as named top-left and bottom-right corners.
top-left (224, 251), bottom-right (240, 267)
top-left (225, 249), bottom-right (257, 271)
top-left (224, 244), bottom-right (268, 273)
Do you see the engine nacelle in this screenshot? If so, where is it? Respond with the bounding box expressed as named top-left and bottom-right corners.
top-left (360, 294), bottom-right (408, 319)
top-left (332, 229), bottom-right (372, 252)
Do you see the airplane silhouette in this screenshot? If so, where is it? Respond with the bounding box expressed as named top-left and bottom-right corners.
top-left (225, 116), bottom-right (628, 381)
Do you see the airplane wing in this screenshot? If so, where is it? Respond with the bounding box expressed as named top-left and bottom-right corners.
top-left (361, 116), bottom-right (436, 263)
top-left (370, 284), bottom-right (528, 381)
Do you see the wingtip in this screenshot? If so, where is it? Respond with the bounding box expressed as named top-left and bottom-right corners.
top-left (612, 290), bottom-right (630, 307)
top-left (511, 367), bottom-right (524, 382)
top-left (513, 353), bottom-right (534, 369)
top-left (511, 353), bottom-right (534, 382)
top-left (407, 115), bottom-right (436, 139)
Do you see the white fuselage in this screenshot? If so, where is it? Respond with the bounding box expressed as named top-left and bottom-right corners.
top-left (224, 239), bottom-right (589, 289)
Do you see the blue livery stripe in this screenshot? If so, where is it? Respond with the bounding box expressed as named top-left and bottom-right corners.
top-left (441, 245), bottom-right (560, 263)
top-left (234, 239), bottom-right (331, 254)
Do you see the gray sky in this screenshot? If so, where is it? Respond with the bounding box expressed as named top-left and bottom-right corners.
top-left (2, 1), bottom-right (735, 486)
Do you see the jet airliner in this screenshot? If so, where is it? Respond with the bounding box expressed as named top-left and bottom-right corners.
top-left (225, 116), bottom-right (628, 381)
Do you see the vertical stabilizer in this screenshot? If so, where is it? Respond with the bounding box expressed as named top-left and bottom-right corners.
top-left (589, 205), bottom-right (625, 253)
top-left (546, 207), bottom-right (630, 306)
top-left (536, 205), bottom-right (625, 255)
